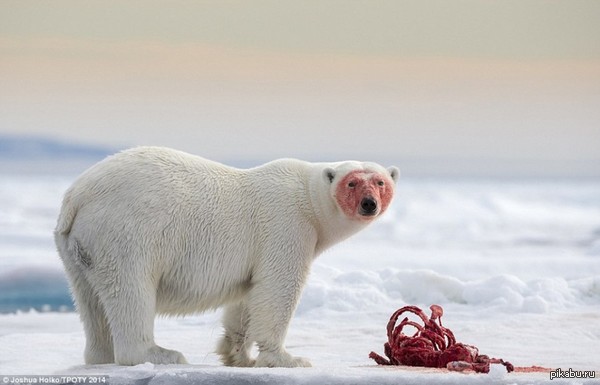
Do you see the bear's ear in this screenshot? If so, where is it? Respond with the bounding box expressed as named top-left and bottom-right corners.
top-left (323, 167), bottom-right (336, 183)
top-left (387, 166), bottom-right (400, 183)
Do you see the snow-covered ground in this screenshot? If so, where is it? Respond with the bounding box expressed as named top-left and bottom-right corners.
top-left (1, 172), bottom-right (599, 384)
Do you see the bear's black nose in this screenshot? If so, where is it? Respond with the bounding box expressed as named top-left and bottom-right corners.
top-left (360, 197), bottom-right (378, 215)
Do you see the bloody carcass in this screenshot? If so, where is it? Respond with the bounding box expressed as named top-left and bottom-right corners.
top-left (369, 304), bottom-right (514, 373)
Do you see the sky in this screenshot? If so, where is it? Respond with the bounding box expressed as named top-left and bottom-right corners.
top-left (1, 1), bottom-right (599, 177)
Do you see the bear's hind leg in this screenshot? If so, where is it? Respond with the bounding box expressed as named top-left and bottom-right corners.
top-left (68, 271), bottom-right (114, 364)
top-left (217, 302), bottom-right (255, 367)
top-left (100, 279), bottom-right (187, 365)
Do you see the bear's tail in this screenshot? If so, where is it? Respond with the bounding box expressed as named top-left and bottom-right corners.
top-left (55, 187), bottom-right (78, 237)
top-left (54, 187), bottom-right (97, 271)
top-left (54, 186), bottom-right (86, 268)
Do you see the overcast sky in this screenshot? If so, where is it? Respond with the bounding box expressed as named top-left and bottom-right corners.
top-left (1, 1), bottom-right (599, 176)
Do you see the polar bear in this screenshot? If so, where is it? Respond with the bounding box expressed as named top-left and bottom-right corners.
top-left (54, 146), bottom-right (399, 367)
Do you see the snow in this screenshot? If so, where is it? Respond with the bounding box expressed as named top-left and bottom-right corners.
top-left (1, 173), bottom-right (599, 384)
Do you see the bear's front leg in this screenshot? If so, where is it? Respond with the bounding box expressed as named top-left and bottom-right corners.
top-left (217, 301), bottom-right (255, 367)
top-left (245, 239), bottom-right (314, 367)
top-left (247, 281), bottom-right (311, 368)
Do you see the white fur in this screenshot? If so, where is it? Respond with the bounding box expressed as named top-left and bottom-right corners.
top-left (54, 146), bottom-right (398, 367)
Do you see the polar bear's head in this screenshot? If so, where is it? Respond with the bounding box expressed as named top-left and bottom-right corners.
top-left (323, 162), bottom-right (399, 221)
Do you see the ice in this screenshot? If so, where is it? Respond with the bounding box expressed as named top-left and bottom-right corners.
top-left (1, 173), bottom-right (599, 383)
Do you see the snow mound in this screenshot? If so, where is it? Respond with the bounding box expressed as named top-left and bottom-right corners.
top-left (297, 268), bottom-right (598, 316)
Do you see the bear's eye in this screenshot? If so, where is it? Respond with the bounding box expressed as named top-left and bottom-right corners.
top-left (348, 181), bottom-right (356, 188)
top-left (377, 180), bottom-right (385, 186)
